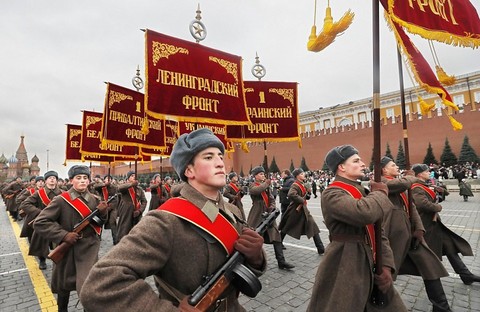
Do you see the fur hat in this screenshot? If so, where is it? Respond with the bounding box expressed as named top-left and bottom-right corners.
top-left (44, 170), bottom-right (58, 181)
top-left (170, 128), bottom-right (225, 182)
top-left (68, 165), bottom-right (90, 179)
top-left (228, 172), bottom-right (237, 180)
top-left (29, 176), bottom-right (36, 182)
top-left (152, 173), bottom-right (161, 180)
top-left (126, 171), bottom-right (135, 180)
top-left (325, 145), bottom-right (359, 173)
top-left (251, 166), bottom-right (265, 177)
top-left (35, 176), bottom-right (45, 182)
top-left (412, 164), bottom-right (429, 175)
top-left (380, 156), bottom-right (394, 169)
top-left (292, 168), bottom-right (304, 178)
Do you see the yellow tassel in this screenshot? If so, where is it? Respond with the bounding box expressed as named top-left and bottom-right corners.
top-left (241, 142), bottom-right (250, 153)
top-left (436, 66), bottom-right (456, 86)
top-left (307, 8), bottom-right (354, 52)
top-left (101, 138), bottom-right (107, 150)
top-left (141, 117), bottom-right (150, 135)
top-left (418, 96), bottom-right (435, 115)
top-left (63, 161), bottom-right (67, 166)
top-left (448, 115), bottom-right (463, 131)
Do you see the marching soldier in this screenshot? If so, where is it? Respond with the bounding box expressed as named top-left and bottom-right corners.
top-left (93, 175), bottom-right (119, 245)
top-left (16, 176), bottom-right (43, 220)
top-left (223, 171), bottom-right (246, 219)
top-left (3, 177), bottom-right (24, 221)
top-left (411, 163), bottom-right (480, 286)
top-left (248, 166), bottom-right (295, 270)
top-left (148, 173), bottom-right (167, 211)
top-left (33, 165), bottom-right (108, 312)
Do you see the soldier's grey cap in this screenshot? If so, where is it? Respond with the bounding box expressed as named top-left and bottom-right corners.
top-left (412, 164), bottom-right (429, 175)
top-left (325, 145), bottom-right (359, 173)
top-left (228, 172), bottom-right (237, 180)
top-left (170, 128), bottom-right (225, 182)
top-left (152, 173), bottom-right (161, 180)
top-left (251, 166), bottom-right (265, 176)
top-left (44, 170), bottom-right (58, 181)
top-left (126, 171), bottom-right (135, 180)
top-left (292, 168), bottom-right (304, 178)
top-left (35, 176), bottom-right (45, 182)
top-left (68, 165), bottom-right (90, 179)
top-left (380, 156), bottom-right (394, 169)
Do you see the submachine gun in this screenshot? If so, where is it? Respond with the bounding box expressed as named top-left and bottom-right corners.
top-left (47, 194), bottom-right (118, 264)
top-left (188, 208), bottom-right (280, 311)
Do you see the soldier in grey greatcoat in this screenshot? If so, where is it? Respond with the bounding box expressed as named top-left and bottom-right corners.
top-left (34, 165), bottom-right (108, 312)
top-left (307, 145), bottom-right (407, 312)
top-left (279, 168), bottom-right (325, 254)
top-left (223, 171), bottom-right (246, 220)
top-left (116, 171), bottom-right (147, 242)
top-left (248, 166), bottom-right (294, 270)
top-left (412, 163), bottom-right (480, 286)
top-left (381, 157), bottom-right (451, 312)
top-left (80, 128), bottom-right (266, 312)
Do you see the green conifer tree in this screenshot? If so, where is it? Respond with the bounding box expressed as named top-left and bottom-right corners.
top-left (395, 141), bottom-right (406, 169)
top-left (269, 156), bottom-right (280, 174)
top-left (300, 156), bottom-right (310, 172)
top-left (385, 142), bottom-right (394, 159)
top-left (423, 142), bottom-right (438, 165)
top-left (458, 135), bottom-right (479, 164)
top-left (440, 138), bottom-right (457, 167)
top-left (289, 159), bottom-right (295, 172)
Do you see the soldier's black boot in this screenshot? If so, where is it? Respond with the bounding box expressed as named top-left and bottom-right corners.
top-left (447, 253), bottom-right (480, 285)
top-left (57, 292), bottom-right (70, 312)
top-left (313, 233), bottom-right (325, 255)
top-left (273, 242), bottom-right (295, 270)
top-left (38, 257), bottom-right (46, 270)
top-left (280, 232), bottom-right (287, 250)
top-left (424, 279), bottom-right (452, 312)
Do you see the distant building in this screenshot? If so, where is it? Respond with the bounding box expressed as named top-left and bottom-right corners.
top-left (0, 135), bottom-right (40, 181)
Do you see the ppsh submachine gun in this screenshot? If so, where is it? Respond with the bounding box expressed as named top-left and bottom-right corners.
top-left (47, 194), bottom-right (118, 264)
top-left (188, 208), bottom-right (281, 311)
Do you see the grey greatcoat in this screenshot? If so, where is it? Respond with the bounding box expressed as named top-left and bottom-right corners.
top-left (382, 176), bottom-right (448, 280)
top-left (223, 181), bottom-right (246, 220)
top-left (3, 181), bottom-right (23, 213)
top-left (247, 181), bottom-right (281, 243)
top-left (80, 183), bottom-right (266, 312)
top-left (411, 180), bottom-right (473, 258)
top-left (20, 187), bottom-right (63, 257)
top-left (116, 183), bottom-right (147, 242)
top-left (18, 187), bottom-right (38, 240)
top-left (307, 176), bottom-right (405, 312)
top-left (279, 180), bottom-right (320, 239)
top-left (148, 183), bottom-right (168, 211)
top-left (33, 188), bottom-right (103, 294)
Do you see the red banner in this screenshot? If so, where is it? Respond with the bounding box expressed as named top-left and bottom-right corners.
top-left (141, 119), bottom-right (177, 157)
top-left (226, 81), bottom-right (301, 145)
top-left (387, 0), bottom-right (480, 48)
top-left (179, 121), bottom-right (234, 152)
top-left (145, 29), bottom-right (251, 125)
top-left (101, 83), bottom-right (166, 149)
top-left (65, 124), bottom-right (115, 163)
top-left (81, 111), bottom-right (150, 160)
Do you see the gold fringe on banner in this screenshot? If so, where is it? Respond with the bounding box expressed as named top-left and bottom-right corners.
top-left (141, 116), bottom-right (150, 135)
top-left (448, 115), bottom-right (463, 131)
top-left (241, 142), bottom-right (250, 153)
top-left (436, 65), bottom-right (456, 86)
top-left (307, 1), bottom-right (354, 52)
top-left (418, 96), bottom-right (435, 115)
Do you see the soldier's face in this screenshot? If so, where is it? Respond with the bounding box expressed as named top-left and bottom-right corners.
top-left (339, 154), bottom-right (366, 180)
top-left (45, 176), bottom-right (57, 189)
top-left (185, 147), bottom-right (226, 190)
top-left (72, 174), bottom-right (89, 192)
top-left (383, 161), bottom-right (399, 177)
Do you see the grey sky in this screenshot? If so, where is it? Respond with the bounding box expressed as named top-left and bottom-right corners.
top-left (2, 0), bottom-right (479, 178)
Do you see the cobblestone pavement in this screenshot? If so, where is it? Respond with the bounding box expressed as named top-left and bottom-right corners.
top-left (1, 192), bottom-right (479, 311)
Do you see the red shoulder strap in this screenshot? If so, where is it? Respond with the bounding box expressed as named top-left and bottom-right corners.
top-left (159, 198), bottom-right (239, 256)
top-left (411, 183), bottom-right (436, 200)
top-left (38, 188), bottom-right (52, 206)
top-left (328, 181), bottom-right (376, 262)
top-left (254, 182), bottom-right (269, 209)
top-left (60, 192), bottom-right (101, 235)
top-left (229, 182), bottom-right (240, 193)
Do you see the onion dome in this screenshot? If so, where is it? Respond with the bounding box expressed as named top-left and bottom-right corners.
top-left (31, 154), bottom-right (39, 163)
top-left (8, 154), bottom-right (18, 164)
top-left (0, 153), bottom-right (7, 164)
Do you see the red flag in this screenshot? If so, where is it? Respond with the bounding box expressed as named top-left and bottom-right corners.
top-left (141, 119), bottom-right (178, 157)
top-left (101, 82), bottom-right (166, 149)
top-left (387, 0), bottom-right (480, 48)
top-left (145, 29), bottom-right (251, 125)
top-left (227, 81), bottom-right (301, 147)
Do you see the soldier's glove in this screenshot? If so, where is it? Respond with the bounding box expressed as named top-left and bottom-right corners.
top-left (234, 228), bottom-right (264, 268)
top-left (133, 210), bottom-right (141, 218)
top-left (374, 267), bottom-right (393, 294)
top-left (370, 181), bottom-right (389, 196)
top-left (63, 232), bottom-right (80, 245)
top-left (411, 229), bottom-right (425, 250)
top-left (96, 201), bottom-right (108, 216)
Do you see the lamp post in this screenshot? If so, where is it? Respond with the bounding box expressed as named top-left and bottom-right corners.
top-left (46, 149), bottom-right (49, 171)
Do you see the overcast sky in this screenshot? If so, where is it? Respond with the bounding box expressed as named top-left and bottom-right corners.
top-left (2, 0), bottom-right (480, 178)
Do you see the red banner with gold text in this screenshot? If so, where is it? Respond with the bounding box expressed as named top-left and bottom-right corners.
top-left (227, 81), bottom-right (301, 145)
top-left (101, 83), bottom-right (166, 149)
top-left (145, 29), bottom-right (251, 125)
top-left (65, 124), bottom-right (115, 163)
top-left (141, 119), bottom-right (178, 157)
top-left (387, 0), bottom-right (480, 48)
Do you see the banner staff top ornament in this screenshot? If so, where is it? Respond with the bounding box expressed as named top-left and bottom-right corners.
top-left (132, 65), bottom-right (144, 91)
top-left (251, 52), bottom-right (266, 81)
top-left (190, 4), bottom-right (207, 43)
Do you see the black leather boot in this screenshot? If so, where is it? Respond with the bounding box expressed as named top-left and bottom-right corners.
top-left (424, 279), bottom-right (452, 312)
top-left (280, 232), bottom-right (287, 250)
top-left (447, 253), bottom-right (480, 285)
top-left (273, 242), bottom-right (295, 270)
top-left (313, 233), bottom-right (325, 255)
top-left (38, 257), bottom-right (46, 270)
top-left (57, 292), bottom-right (70, 312)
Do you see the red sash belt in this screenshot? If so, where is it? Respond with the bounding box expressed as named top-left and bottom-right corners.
top-left (60, 192), bottom-right (102, 235)
top-left (411, 183), bottom-right (436, 201)
top-left (229, 182), bottom-right (240, 194)
top-left (164, 184), bottom-right (171, 194)
top-left (128, 187), bottom-right (140, 210)
top-left (159, 198), bottom-right (239, 256)
top-left (38, 188), bottom-right (52, 207)
top-left (328, 181), bottom-right (377, 262)
top-left (293, 181), bottom-right (308, 206)
top-left (385, 176), bottom-right (410, 216)
top-left (254, 182), bottom-right (269, 209)
top-left (101, 187), bottom-right (109, 201)
top-left (28, 188), bottom-right (36, 195)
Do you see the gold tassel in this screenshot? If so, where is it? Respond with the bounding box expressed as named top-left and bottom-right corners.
top-left (307, 6), bottom-right (354, 52)
top-left (141, 116), bottom-right (150, 135)
top-left (448, 115), bottom-right (463, 131)
top-left (101, 138), bottom-right (108, 150)
top-left (418, 96), bottom-right (435, 115)
top-left (241, 142), bottom-right (250, 153)
top-left (436, 66), bottom-right (456, 86)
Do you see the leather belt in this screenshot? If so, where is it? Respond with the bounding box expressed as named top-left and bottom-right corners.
top-left (329, 234), bottom-right (366, 243)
